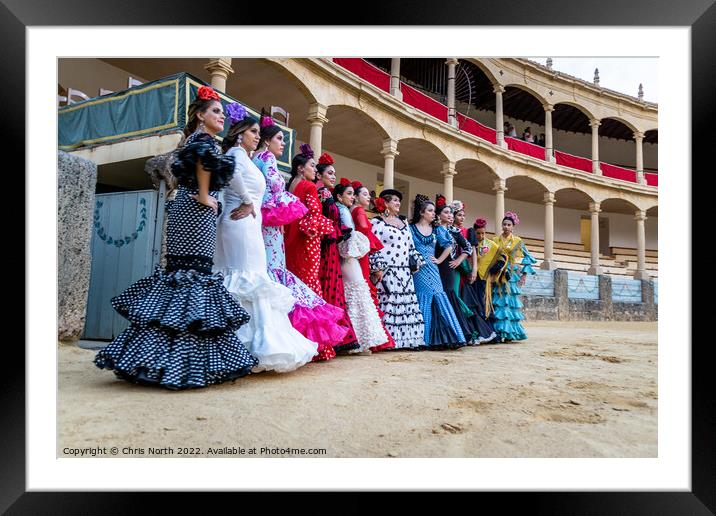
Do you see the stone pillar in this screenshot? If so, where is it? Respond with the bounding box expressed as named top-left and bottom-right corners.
top-left (587, 202), bottom-right (602, 275)
top-left (204, 58), bottom-right (234, 93)
top-left (494, 85), bottom-right (506, 148)
top-left (553, 269), bottom-right (570, 321)
top-left (634, 131), bottom-right (646, 184)
top-left (544, 103), bottom-right (555, 162)
top-left (634, 210), bottom-right (651, 280)
top-left (590, 119), bottom-right (601, 175)
top-left (442, 161), bottom-right (456, 203)
top-left (390, 58), bottom-right (402, 100)
top-left (541, 192), bottom-right (557, 270)
top-left (446, 58), bottom-right (458, 127)
top-left (58, 151), bottom-right (98, 342)
top-left (599, 275), bottom-right (614, 320)
top-left (307, 103), bottom-right (329, 158)
top-left (381, 138), bottom-right (400, 189)
top-left (493, 178), bottom-right (507, 234)
top-left (641, 280), bottom-right (656, 321)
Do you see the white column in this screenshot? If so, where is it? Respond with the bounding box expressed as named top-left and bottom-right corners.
top-left (307, 103), bottom-right (329, 158)
top-left (381, 138), bottom-right (399, 189)
top-left (634, 210), bottom-right (650, 280)
top-left (634, 131), bottom-right (646, 184)
top-left (590, 119), bottom-right (601, 175)
top-left (587, 202), bottom-right (602, 275)
top-left (493, 178), bottom-right (507, 235)
top-left (390, 58), bottom-right (402, 100)
top-left (442, 161), bottom-right (456, 203)
top-left (544, 103), bottom-right (555, 162)
top-left (494, 85), bottom-right (506, 148)
top-left (204, 58), bottom-right (234, 93)
top-left (446, 58), bottom-right (458, 127)
top-left (541, 192), bottom-right (557, 270)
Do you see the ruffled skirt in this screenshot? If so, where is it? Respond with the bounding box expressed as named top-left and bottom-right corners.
top-left (95, 267), bottom-right (257, 389)
top-left (218, 268), bottom-right (318, 373)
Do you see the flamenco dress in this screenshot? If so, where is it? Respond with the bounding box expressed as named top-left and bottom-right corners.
top-left (351, 206), bottom-right (395, 351)
top-left (317, 186), bottom-right (359, 353)
top-left (337, 203), bottom-right (392, 353)
top-left (409, 224), bottom-right (466, 349)
top-left (370, 217), bottom-right (425, 349)
top-left (94, 131), bottom-right (257, 389)
top-left (490, 234), bottom-right (537, 341)
top-left (252, 151), bottom-right (349, 361)
top-left (214, 146), bottom-right (317, 373)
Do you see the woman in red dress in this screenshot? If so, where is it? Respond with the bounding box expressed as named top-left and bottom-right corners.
top-left (284, 144), bottom-right (337, 361)
top-left (314, 153), bottom-right (359, 353)
top-left (284, 144), bottom-right (333, 296)
top-left (351, 180), bottom-right (396, 352)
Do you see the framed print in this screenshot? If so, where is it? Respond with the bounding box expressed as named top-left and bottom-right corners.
top-left (5, 0), bottom-right (713, 512)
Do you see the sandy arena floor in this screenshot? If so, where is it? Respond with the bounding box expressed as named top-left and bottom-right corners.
top-left (58, 321), bottom-right (657, 458)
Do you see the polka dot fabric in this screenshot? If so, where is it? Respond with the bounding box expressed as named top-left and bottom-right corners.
top-left (94, 135), bottom-right (257, 389)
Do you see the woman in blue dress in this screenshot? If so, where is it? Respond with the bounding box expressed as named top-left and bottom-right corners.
top-left (408, 194), bottom-right (466, 349)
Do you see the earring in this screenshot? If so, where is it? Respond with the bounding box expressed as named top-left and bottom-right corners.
top-left (237, 134), bottom-right (243, 144)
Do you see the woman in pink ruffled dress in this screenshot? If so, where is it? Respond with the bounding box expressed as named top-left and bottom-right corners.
top-left (250, 116), bottom-right (349, 361)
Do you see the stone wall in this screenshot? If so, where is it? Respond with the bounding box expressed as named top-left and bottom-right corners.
top-left (522, 270), bottom-right (657, 322)
top-left (58, 151), bottom-right (98, 341)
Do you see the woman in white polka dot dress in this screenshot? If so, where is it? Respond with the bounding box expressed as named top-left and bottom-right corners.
top-left (94, 86), bottom-right (258, 389)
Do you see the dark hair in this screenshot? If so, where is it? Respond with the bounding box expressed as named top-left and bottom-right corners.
top-left (258, 109), bottom-right (283, 150)
top-left (184, 97), bottom-right (222, 137)
top-left (380, 192), bottom-right (400, 204)
top-left (221, 116), bottom-right (260, 154)
top-left (410, 195), bottom-right (434, 225)
top-left (316, 162), bottom-right (334, 176)
top-left (287, 152), bottom-right (313, 190)
top-left (502, 215), bottom-right (516, 225)
top-left (354, 185), bottom-right (369, 197)
top-left (332, 181), bottom-right (353, 201)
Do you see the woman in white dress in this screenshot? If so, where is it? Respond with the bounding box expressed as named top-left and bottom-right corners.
top-left (214, 103), bottom-right (318, 372)
top-left (333, 178), bottom-right (388, 354)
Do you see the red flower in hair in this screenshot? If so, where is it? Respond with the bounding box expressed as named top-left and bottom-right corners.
top-left (318, 152), bottom-right (334, 166)
top-left (435, 194), bottom-right (447, 208)
top-left (351, 180), bottom-right (363, 191)
top-left (374, 197), bottom-right (387, 213)
top-left (339, 177), bottom-right (351, 187)
top-left (474, 218), bottom-right (487, 229)
top-left (197, 86), bottom-right (220, 101)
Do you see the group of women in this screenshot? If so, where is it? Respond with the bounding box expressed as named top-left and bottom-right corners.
top-left (94, 86), bottom-right (537, 390)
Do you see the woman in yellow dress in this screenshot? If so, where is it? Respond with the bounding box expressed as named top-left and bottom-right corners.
top-left (488, 211), bottom-right (537, 342)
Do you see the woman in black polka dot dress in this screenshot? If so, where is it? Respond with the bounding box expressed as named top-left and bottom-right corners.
top-left (94, 86), bottom-right (258, 389)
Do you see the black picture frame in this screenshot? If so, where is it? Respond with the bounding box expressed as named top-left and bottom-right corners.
top-left (5, 0), bottom-right (711, 512)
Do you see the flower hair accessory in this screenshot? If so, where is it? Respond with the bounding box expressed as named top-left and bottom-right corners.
top-left (225, 102), bottom-right (247, 125)
top-left (435, 194), bottom-right (447, 209)
top-left (197, 86), bottom-right (220, 101)
top-left (503, 210), bottom-right (520, 225)
top-left (474, 218), bottom-right (487, 229)
top-left (451, 200), bottom-right (465, 213)
top-left (318, 152), bottom-right (334, 166)
top-left (339, 177), bottom-right (351, 187)
top-left (319, 187), bottom-right (332, 201)
top-left (260, 116), bottom-right (275, 128)
top-left (351, 180), bottom-right (363, 191)
top-left (299, 143), bottom-right (314, 159)
top-left (374, 197), bottom-right (387, 213)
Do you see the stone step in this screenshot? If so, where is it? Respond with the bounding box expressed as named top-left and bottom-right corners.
top-left (614, 254), bottom-right (659, 264)
top-left (611, 246), bottom-right (658, 258)
top-left (533, 252), bottom-right (618, 266)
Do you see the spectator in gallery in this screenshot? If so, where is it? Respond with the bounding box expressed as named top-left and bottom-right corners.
top-left (522, 127), bottom-right (534, 143)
